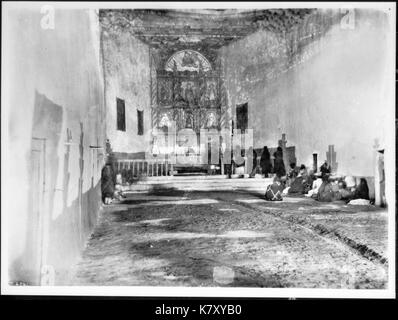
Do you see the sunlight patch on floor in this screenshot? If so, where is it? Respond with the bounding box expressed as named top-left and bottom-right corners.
top-left (113, 198), bottom-right (219, 209)
top-left (235, 198), bottom-right (264, 203)
top-left (138, 230), bottom-right (272, 242)
top-left (124, 195), bottom-right (188, 201)
top-left (219, 230), bottom-right (271, 238)
top-left (125, 218), bottom-right (172, 226)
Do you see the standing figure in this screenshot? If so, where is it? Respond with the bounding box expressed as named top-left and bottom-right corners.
top-left (185, 82), bottom-right (195, 106)
top-left (273, 146), bottom-right (286, 178)
top-left (198, 79), bottom-right (207, 106)
top-left (225, 147), bottom-right (234, 179)
top-left (249, 147), bottom-right (258, 178)
top-left (206, 112), bottom-right (217, 129)
top-left (260, 146), bottom-right (273, 177)
top-left (206, 83), bottom-right (217, 106)
top-left (185, 112), bottom-right (193, 128)
top-left (174, 83), bottom-right (183, 105)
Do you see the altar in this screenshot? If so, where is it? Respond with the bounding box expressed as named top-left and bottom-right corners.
top-left (151, 49), bottom-right (225, 172)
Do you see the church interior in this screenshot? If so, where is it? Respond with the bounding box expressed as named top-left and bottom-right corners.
top-left (2, 4), bottom-right (395, 291)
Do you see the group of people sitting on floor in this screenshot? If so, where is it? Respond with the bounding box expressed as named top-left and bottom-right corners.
top-left (264, 148), bottom-right (370, 204)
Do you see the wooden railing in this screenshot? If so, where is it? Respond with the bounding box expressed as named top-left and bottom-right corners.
top-left (115, 159), bottom-right (174, 179)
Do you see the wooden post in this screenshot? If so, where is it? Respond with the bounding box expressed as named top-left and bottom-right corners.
top-left (312, 153), bottom-right (318, 173)
top-left (326, 145), bottom-right (338, 173)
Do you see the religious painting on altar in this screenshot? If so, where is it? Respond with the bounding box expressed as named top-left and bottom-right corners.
top-left (205, 80), bottom-right (218, 107)
top-left (197, 78), bottom-right (207, 107)
top-left (165, 50), bottom-right (212, 73)
top-left (157, 78), bottom-right (173, 105)
top-left (205, 111), bottom-right (218, 129)
top-left (158, 111), bottom-right (172, 129)
top-left (172, 80), bottom-right (185, 105)
top-left (181, 81), bottom-right (197, 106)
top-left (184, 110), bottom-right (194, 129)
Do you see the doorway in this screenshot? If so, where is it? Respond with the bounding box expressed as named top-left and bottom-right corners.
top-left (28, 137), bottom-right (47, 284)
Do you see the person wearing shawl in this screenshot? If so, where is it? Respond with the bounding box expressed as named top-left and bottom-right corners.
top-left (288, 164), bottom-right (313, 194)
top-left (260, 146), bottom-right (273, 177)
top-left (273, 146), bottom-right (286, 178)
top-left (249, 147), bottom-right (258, 178)
top-left (101, 163), bottom-right (115, 204)
top-left (320, 160), bottom-right (331, 177)
top-left (265, 176), bottom-right (284, 201)
top-left (336, 180), bottom-right (354, 202)
top-left (316, 174), bottom-right (335, 202)
top-left (287, 162), bottom-right (299, 185)
top-left (353, 178), bottom-right (370, 200)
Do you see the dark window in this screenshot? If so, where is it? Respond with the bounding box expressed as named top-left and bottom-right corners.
top-left (137, 109), bottom-right (144, 136)
top-left (116, 98), bottom-right (126, 131)
top-left (236, 102), bottom-right (248, 132)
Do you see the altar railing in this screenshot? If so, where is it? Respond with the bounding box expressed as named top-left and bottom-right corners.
top-left (115, 159), bottom-right (174, 179)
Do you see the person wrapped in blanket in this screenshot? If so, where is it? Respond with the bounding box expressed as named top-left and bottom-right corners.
top-left (287, 162), bottom-right (299, 186)
top-left (334, 177), bottom-right (370, 203)
top-left (260, 146), bottom-right (273, 178)
top-left (315, 173), bottom-right (336, 202)
top-left (101, 163), bottom-right (125, 204)
top-left (265, 176), bottom-right (284, 201)
top-left (313, 174), bottom-right (371, 203)
top-left (273, 147), bottom-right (286, 177)
top-left (101, 164), bottom-right (115, 204)
top-left (288, 164), bottom-right (314, 195)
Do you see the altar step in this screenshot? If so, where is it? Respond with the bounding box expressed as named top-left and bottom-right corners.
top-left (122, 175), bottom-right (273, 193)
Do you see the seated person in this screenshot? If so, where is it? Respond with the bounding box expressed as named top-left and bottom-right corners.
top-left (288, 165), bottom-right (313, 194)
top-left (265, 176), bottom-right (284, 201)
top-left (330, 179), bottom-right (340, 193)
top-left (316, 174), bottom-right (336, 202)
top-left (344, 175), bottom-right (357, 189)
top-left (289, 176), bottom-right (306, 194)
top-left (101, 164), bottom-right (115, 204)
top-left (336, 180), bottom-right (353, 202)
top-left (306, 177), bottom-right (323, 197)
top-left (320, 160), bottom-right (331, 177)
top-left (287, 162), bottom-right (299, 185)
top-left (352, 178), bottom-right (370, 200)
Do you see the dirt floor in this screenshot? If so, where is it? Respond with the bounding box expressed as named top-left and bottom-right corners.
top-left (71, 185), bottom-right (388, 289)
